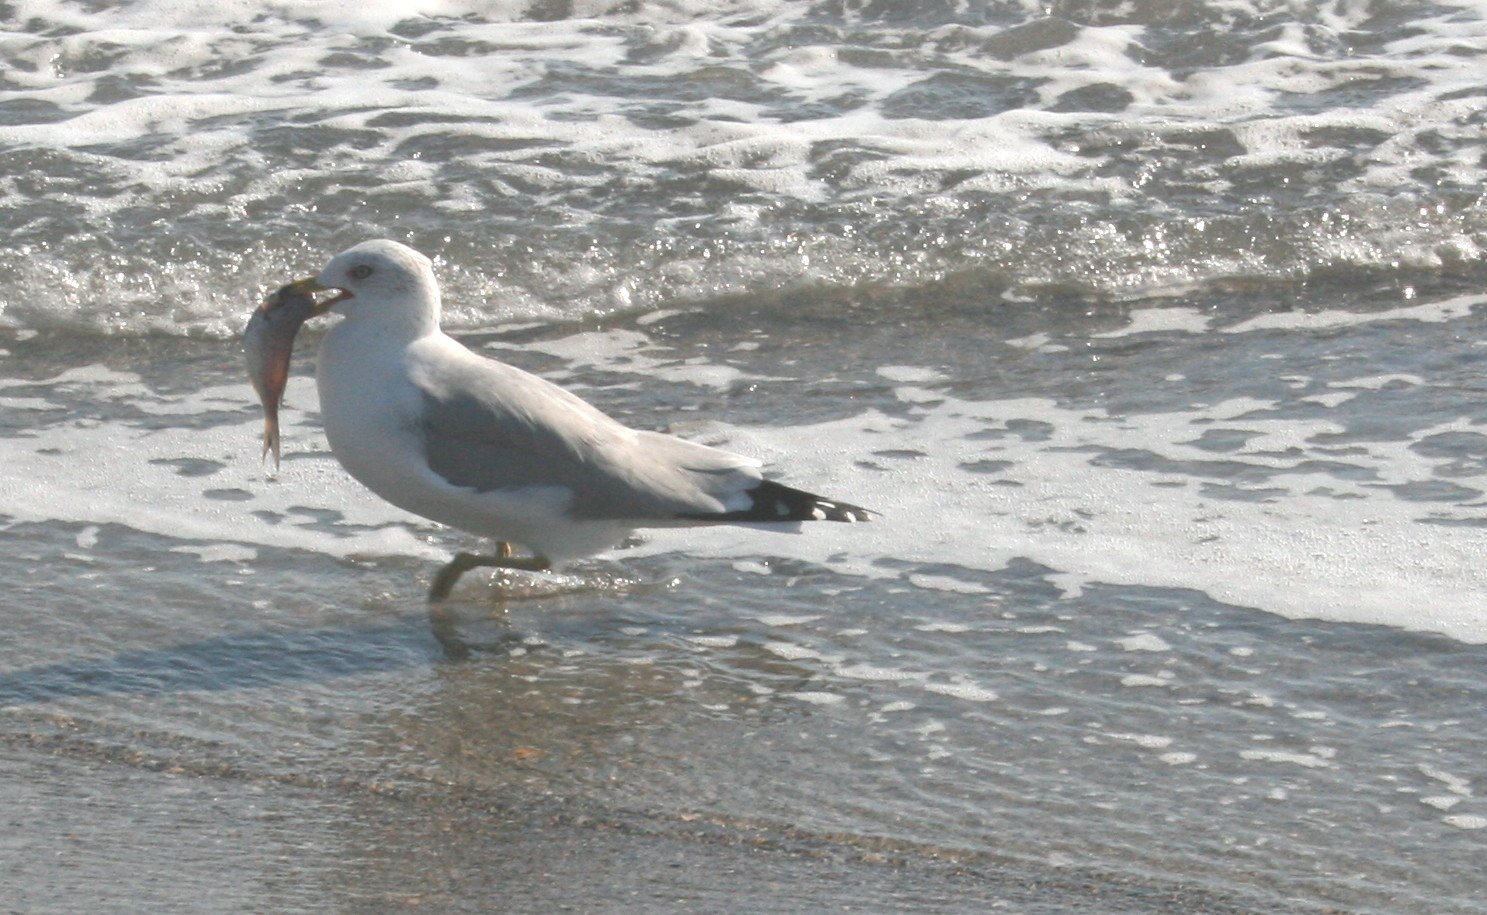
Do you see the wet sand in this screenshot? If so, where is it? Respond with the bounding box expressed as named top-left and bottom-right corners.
top-left (3, 734), bottom-right (1268, 914)
top-left (5, 304), bottom-right (1487, 913)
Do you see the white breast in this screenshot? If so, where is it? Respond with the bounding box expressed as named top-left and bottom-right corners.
top-left (316, 319), bottom-right (429, 500)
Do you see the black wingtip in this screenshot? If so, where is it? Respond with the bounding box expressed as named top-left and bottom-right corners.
top-left (685, 479), bottom-right (874, 524)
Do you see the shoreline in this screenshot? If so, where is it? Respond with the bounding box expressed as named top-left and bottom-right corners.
top-left (1, 733), bottom-right (1271, 914)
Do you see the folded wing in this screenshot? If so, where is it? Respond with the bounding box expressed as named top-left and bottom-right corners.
top-left (414, 354), bottom-right (764, 522)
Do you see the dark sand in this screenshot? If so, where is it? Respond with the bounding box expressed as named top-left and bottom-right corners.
top-left (2, 734), bottom-right (1267, 914)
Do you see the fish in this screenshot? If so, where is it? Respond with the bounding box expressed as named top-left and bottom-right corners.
top-left (244, 282), bottom-right (318, 469)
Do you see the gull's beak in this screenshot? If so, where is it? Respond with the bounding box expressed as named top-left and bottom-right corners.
top-left (284, 276), bottom-right (351, 316)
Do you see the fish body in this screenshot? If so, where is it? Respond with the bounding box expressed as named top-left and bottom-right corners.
top-left (244, 283), bottom-right (317, 468)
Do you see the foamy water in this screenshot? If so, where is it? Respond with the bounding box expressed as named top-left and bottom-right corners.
top-left (4, 1), bottom-right (1487, 910)
top-left (6, 295), bottom-right (1485, 640)
top-left (4, 0), bottom-right (1487, 333)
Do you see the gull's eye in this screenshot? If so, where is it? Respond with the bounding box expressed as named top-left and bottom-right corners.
top-left (349, 264), bottom-right (374, 280)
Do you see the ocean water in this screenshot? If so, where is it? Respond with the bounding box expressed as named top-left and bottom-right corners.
top-left (3, 0), bottom-right (1487, 910)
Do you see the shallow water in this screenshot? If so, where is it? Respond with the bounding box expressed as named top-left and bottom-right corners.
top-left (4, 0), bottom-right (1487, 911)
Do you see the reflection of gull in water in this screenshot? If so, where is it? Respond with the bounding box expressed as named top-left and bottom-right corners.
top-left (267, 240), bottom-right (871, 598)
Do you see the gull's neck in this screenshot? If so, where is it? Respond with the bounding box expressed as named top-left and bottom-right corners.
top-left (340, 289), bottom-right (443, 343)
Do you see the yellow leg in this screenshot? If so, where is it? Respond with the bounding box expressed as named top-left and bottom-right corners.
top-left (428, 546), bottom-right (550, 601)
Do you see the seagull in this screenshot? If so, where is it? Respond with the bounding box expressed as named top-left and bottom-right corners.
top-left (282, 240), bottom-right (870, 598)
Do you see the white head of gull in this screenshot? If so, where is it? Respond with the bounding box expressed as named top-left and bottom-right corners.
top-left (286, 239), bottom-right (870, 598)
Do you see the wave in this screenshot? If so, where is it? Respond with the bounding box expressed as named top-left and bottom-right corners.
top-left (2, 0), bottom-right (1486, 334)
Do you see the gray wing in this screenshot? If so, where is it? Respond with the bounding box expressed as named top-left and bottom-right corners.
top-left (415, 355), bottom-right (762, 521)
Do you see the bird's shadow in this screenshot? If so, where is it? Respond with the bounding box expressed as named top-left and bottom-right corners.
top-left (0, 614), bottom-right (469, 707)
